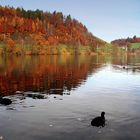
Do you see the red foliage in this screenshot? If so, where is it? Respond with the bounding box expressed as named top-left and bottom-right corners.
top-left (0, 5), bottom-right (105, 47)
top-left (111, 36), bottom-right (140, 47)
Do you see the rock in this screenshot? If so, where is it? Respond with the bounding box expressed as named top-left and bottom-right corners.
top-left (53, 96), bottom-right (63, 100)
top-left (24, 93), bottom-right (47, 99)
top-left (0, 97), bottom-right (12, 105)
top-left (15, 91), bottom-right (24, 94)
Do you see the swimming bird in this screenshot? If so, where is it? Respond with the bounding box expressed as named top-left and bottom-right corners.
top-left (91, 112), bottom-right (105, 127)
top-left (0, 96), bottom-right (12, 105)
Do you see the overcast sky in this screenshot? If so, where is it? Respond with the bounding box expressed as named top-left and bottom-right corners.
top-left (0, 0), bottom-right (140, 42)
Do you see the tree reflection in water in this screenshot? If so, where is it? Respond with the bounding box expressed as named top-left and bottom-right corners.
top-left (0, 55), bottom-right (104, 96)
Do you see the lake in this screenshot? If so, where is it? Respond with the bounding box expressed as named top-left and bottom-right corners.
top-left (0, 54), bottom-right (140, 140)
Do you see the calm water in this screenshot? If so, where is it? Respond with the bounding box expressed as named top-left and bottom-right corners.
top-left (0, 55), bottom-right (140, 140)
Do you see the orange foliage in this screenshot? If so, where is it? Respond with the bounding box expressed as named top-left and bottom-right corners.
top-left (0, 5), bottom-right (105, 50)
top-left (6, 38), bottom-right (15, 51)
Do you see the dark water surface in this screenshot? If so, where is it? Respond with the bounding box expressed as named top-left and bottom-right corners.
top-left (0, 55), bottom-right (140, 140)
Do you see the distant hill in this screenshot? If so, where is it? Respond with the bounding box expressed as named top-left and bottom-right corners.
top-left (111, 36), bottom-right (140, 54)
top-left (0, 5), bottom-right (106, 55)
top-left (111, 36), bottom-right (140, 47)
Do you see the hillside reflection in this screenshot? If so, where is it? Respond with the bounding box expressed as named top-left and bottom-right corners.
top-left (111, 54), bottom-right (140, 73)
top-left (0, 55), bottom-right (105, 96)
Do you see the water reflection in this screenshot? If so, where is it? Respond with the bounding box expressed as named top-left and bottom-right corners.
top-left (0, 55), bottom-right (140, 140)
top-left (111, 55), bottom-right (140, 74)
top-left (0, 55), bottom-right (105, 96)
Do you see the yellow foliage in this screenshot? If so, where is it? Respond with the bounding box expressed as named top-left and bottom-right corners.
top-left (60, 47), bottom-right (68, 55)
top-left (25, 51), bottom-right (32, 55)
top-left (38, 49), bottom-right (46, 55)
top-left (6, 38), bottom-right (15, 48)
top-left (0, 48), bottom-right (4, 54)
top-left (13, 46), bottom-right (23, 55)
top-left (6, 38), bottom-right (15, 52)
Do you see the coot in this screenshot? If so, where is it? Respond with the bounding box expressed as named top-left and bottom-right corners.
top-left (91, 112), bottom-right (105, 127)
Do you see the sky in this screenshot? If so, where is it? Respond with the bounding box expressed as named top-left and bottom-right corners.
top-left (0, 0), bottom-right (140, 42)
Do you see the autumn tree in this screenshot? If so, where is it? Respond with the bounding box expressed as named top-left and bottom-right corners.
top-left (0, 5), bottom-right (105, 53)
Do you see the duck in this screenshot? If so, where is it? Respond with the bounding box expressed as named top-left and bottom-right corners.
top-left (91, 112), bottom-right (105, 127)
top-left (0, 96), bottom-right (12, 105)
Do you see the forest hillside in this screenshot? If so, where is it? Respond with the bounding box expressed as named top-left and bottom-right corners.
top-left (0, 5), bottom-right (106, 55)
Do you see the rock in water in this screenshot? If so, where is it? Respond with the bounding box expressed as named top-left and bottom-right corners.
top-left (24, 93), bottom-right (47, 99)
top-left (0, 97), bottom-right (12, 105)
